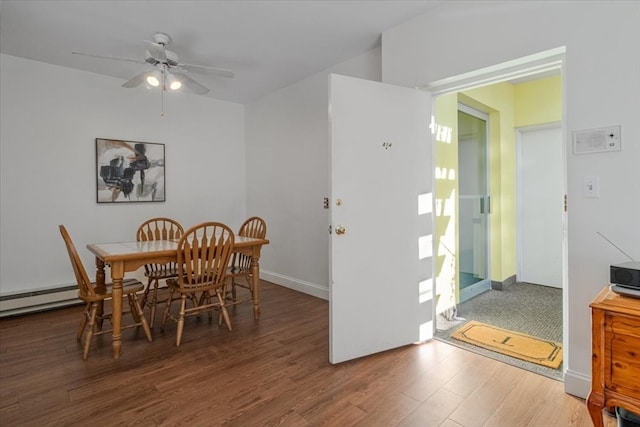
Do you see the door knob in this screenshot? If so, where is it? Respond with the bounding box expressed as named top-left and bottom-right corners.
top-left (335, 225), bottom-right (346, 235)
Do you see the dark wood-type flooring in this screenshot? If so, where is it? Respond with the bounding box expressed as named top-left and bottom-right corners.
top-left (0, 281), bottom-right (610, 426)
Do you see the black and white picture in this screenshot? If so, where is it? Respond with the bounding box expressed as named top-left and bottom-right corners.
top-left (96, 138), bottom-right (165, 203)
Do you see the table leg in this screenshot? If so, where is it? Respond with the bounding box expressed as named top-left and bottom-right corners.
top-left (250, 256), bottom-right (260, 319)
top-left (587, 390), bottom-right (605, 427)
top-left (95, 258), bottom-right (106, 331)
top-left (110, 262), bottom-right (124, 359)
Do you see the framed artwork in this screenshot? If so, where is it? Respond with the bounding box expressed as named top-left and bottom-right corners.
top-left (96, 138), bottom-right (165, 203)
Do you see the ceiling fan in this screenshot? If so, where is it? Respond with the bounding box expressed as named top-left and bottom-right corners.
top-left (72, 32), bottom-right (234, 96)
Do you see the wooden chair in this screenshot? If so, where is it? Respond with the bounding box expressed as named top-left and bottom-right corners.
top-left (58, 225), bottom-right (152, 359)
top-left (227, 216), bottom-right (267, 305)
top-left (136, 217), bottom-right (184, 328)
top-left (161, 222), bottom-right (235, 346)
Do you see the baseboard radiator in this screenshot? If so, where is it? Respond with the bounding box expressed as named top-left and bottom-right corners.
top-left (0, 285), bottom-right (82, 318)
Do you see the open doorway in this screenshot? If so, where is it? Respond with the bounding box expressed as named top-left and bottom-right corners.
top-left (430, 53), bottom-right (566, 380)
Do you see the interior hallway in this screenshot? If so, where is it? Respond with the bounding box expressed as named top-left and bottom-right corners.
top-left (435, 282), bottom-right (563, 380)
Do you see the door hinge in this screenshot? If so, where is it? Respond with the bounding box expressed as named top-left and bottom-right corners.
top-left (564, 194), bottom-right (568, 212)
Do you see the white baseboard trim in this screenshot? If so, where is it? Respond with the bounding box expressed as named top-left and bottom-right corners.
top-left (260, 270), bottom-right (329, 301)
top-left (0, 285), bottom-right (82, 318)
top-left (563, 368), bottom-right (590, 399)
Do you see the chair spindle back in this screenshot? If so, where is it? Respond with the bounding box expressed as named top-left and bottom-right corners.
top-left (177, 222), bottom-right (235, 289)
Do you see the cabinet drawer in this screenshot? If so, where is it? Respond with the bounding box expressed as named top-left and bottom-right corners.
top-left (608, 314), bottom-right (640, 335)
top-left (605, 314), bottom-right (640, 394)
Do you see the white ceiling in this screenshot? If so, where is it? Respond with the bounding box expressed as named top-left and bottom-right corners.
top-left (0, 0), bottom-right (444, 104)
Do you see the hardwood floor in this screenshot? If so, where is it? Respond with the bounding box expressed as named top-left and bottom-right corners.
top-left (0, 281), bottom-right (609, 426)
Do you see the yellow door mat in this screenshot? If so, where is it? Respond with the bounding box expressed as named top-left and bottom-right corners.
top-left (451, 320), bottom-right (563, 369)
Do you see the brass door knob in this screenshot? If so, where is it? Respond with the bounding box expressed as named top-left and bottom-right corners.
top-left (335, 225), bottom-right (346, 235)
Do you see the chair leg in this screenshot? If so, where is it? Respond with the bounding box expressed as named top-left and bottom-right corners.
top-left (140, 279), bottom-right (152, 311)
top-left (77, 303), bottom-right (90, 341)
top-left (83, 302), bottom-right (99, 360)
top-left (127, 294), bottom-right (140, 323)
top-left (217, 292), bottom-right (224, 326)
top-left (161, 288), bottom-right (175, 331)
top-left (130, 294), bottom-right (152, 342)
top-left (218, 284), bottom-right (228, 324)
top-left (216, 289), bottom-right (232, 331)
top-left (246, 274), bottom-right (254, 299)
top-left (192, 293), bottom-right (201, 319)
top-left (204, 291), bottom-right (213, 322)
top-left (149, 280), bottom-right (160, 328)
top-left (96, 300), bottom-right (105, 331)
top-left (176, 295), bottom-right (187, 346)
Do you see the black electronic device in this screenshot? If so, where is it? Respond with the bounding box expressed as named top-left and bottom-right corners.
top-left (610, 261), bottom-right (640, 289)
top-left (610, 262), bottom-right (640, 298)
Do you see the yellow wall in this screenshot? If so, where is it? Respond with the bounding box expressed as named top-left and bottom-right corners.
top-left (433, 75), bottom-right (561, 307)
top-left (514, 75), bottom-right (562, 127)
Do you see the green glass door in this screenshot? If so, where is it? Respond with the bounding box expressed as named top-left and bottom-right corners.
top-left (458, 105), bottom-right (490, 302)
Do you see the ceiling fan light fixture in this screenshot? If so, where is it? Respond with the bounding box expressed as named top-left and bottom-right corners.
top-left (146, 73), bottom-right (160, 87)
top-left (167, 74), bottom-right (182, 90)
top-left (79, 32), bottom-right (228, 113)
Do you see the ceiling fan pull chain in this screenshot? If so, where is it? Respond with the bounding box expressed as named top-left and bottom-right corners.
top-left (161, 66), bottom-right (165, 117)
top-left (161, 86), bottom-right (165, 117)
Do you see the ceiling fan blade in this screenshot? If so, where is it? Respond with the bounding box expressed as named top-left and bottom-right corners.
top-left (121, 72), bottom-right (149, 88)
top-left (72, 51), bottom-right (145, 65)
top-left (144, 40), bottom-right (167, 62)
top-left (179, 63), bottom-right (235, 78)
top-left (170, 72), bottom-right (210, 94)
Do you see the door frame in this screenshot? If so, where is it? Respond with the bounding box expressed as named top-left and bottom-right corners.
top-left (422, 47), bottom-right (567, 359)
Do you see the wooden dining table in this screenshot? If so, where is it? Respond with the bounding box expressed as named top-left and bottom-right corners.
top-left (87, 235), bottom-right (269, 359)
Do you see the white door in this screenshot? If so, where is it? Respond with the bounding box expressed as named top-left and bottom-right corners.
top-left (517, 125), bottom-right (563, 288)
top-left (329, 74), bottom-right (433, 364)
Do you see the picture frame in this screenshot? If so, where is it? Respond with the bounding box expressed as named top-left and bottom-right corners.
top-left (96, 138), bottom-right (165, 203)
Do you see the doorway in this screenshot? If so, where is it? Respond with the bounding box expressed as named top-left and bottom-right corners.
top-left (458, 105), bottom-right (491, 302)
top-left (327, 48), bottom-right (566, 376)
top-left (430, 63), bottom-right (565, 379)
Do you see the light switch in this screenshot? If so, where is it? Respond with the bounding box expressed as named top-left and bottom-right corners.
top-left (583, 176), bottom-right (600, 198)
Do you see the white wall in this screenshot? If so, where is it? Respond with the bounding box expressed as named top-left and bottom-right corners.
top-left (0, 54), bottom-right (246, 294)
top-left (245, 47), bottom-right (381, 298)
top-left (382, 1), bottom-right (640, 398)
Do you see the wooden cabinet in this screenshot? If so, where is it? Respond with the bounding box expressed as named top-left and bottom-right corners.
top-left (587, 286), bottom-right (640, 427)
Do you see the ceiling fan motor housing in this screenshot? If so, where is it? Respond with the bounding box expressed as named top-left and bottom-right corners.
top-left (145, 49), bottom-right (179, 67)
top-left (152, 32), bottom-right (172, 46)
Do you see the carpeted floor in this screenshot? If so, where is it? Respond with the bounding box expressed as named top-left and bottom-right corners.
top-left (434, 281), bottom-right (563, 381)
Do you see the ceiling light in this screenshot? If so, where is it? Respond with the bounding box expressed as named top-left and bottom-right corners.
top-left (169, 79), bottom-right (182, 90)
top-left (146, 74), bottom-right (160, 87)
top-left (166, 73), bottom-right (183, 91)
